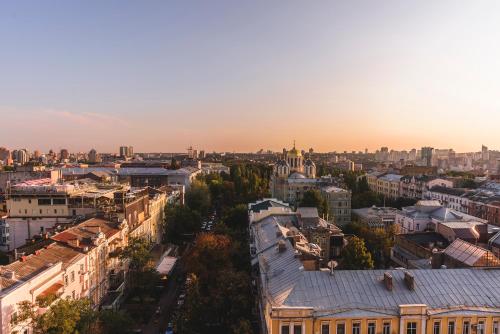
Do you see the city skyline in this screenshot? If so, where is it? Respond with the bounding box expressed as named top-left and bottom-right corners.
top-left (2, 1), bottom-right (500, 152)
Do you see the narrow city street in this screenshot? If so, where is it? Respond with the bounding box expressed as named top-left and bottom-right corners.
top-left (141, 248), bottom-right (187, 334)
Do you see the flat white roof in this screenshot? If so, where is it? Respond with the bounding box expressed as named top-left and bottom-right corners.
top-left (156, 256), bottom-right (177, 275)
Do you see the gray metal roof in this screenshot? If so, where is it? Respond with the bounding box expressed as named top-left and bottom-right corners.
top-left (284, 269), bottom-right (500, 313)
top-left (252, 213), bottom-right (500, 314)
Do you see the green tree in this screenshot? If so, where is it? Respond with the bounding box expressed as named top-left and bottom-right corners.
top-left (98, 310), bottom-right (134, 334)
top-left (299, 189), bottom-right (329, 216)
top-left (118, 237), bottom-right (152, 271)
top-left (343, 222), bottom-right (395, 268)
top-left (12, 298), bottom-right (97, 334)
top-left (185, 180), bottom-right (212, 217)
top-left (164, 205), bottom-right (202, 244)
top-left (341, 236), bottom-right (374, 270)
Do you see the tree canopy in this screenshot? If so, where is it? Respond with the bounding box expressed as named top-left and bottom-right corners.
top-left (340, 236), bottom-right (374, 270)
top-left (299, 189), bottom-right (329, 217)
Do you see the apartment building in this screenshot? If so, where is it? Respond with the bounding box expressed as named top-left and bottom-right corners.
top-left (321, 186), bottom-right (351, 225)
top-left (0, 243), bottom-right (86, 334)
top-left (376, 174), bottom-right (403, 199)
top-left (51, 218), bottom-right (128, 307)
top-left (424, 186), bottom-right (470, 213)
top-left (250, 202), bottom-right (500, 334)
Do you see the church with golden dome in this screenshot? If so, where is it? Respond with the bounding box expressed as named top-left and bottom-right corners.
top-left (270, 143), bottom-right (323, 204)
top-left (270, 143), bottom-right (352, 224)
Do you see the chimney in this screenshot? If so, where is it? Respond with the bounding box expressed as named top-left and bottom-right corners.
top-left (384, 272), bottom-right (393, 291)
top-left (68, 238), bottom-right (80, 248)
top-left (404, 271), bottom-right (415, 290)
top-left (278, 240), bottom-right (286, 253)
top-left (431, 249), bottom-right (444, 269)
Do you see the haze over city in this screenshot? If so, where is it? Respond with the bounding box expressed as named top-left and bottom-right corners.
top-left (2, 1), bottom-right (500, 152)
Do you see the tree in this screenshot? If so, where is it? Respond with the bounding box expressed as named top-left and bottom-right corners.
top-left (186, 233), bottom-right (232, 285)
top-left (118, 237), bottom-right (159, 301)
top-left (12, 298), bottom-right (97, 334)
top-left (222, 204), bottom-right (248, 233)
top-left (118, 237), bottom-right (152, 271)
top-left (98, 310), bottom-right (134, 334)
top-left (340, 236), bottom-right (374, 269)
top-left (185, 180), bottom-right (212, 217)
top-left (343, 222), bottom-right (395, 268)
top-left (164, 205), bottom-right (202, 244)
top-left (299, 189), bottom-right (329, 216)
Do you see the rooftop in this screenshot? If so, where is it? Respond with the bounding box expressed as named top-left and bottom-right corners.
top-left (249, 198), bottom-right (290, 213)
top-left (444, 239), bottom-right (500, 267)
top-left (252, 212), bottom-right (500, 313)
top-left (51, 218), bottom-right (122, 249)
top-left (0, 243), bottom-right (83, 294)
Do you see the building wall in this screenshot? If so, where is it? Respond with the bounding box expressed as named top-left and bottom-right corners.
top-left (266, 307), bottom-right (500, 334)
top-left (0, 217), bottom-right (73, 251)
top-left (322, 189), bottom-right (351, 225)
top-left (426, 191), bottom-right (469, 213)
top-left (7, 196), bottom-right (70, 218)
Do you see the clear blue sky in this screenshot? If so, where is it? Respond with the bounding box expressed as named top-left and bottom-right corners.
top-left (1, 1), bottom-right (500, 153)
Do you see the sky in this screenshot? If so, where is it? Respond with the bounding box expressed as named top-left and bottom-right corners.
top-left (1, 1), bottom-right (500, 153)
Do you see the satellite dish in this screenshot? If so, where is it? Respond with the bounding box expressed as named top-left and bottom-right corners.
top-left (327, 260), bottom-right (338, 270)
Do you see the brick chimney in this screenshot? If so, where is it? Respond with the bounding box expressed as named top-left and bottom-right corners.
top-left (404, 271), bottom-right (415, 290)
top-left (384, 272), bottom-right (393, 291)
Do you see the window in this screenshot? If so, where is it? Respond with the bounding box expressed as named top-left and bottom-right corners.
top-left (353, 322), bottom-right (361, 334)
top-left (337, 323), bottom-right (346, 334)
top-left (434, 321), bottom-right (441, 334)
top-left (64, 275), bottom-right (68, 286)
top-left (368, 322), bottom-right (376, 334)
top-left (281, 324), bottom-right (290, 334)
top-left (322, 323), bottom-right (330, 334)
top-left (53, 198), bottom-right (66, 205)
top-left (71, 271), bottom-right (75, 282)
top-left (493, 321), bottom-right (499, 334)
top-left (463, 321), bottom-right (470, 334)
top-left (448, 321), bottom-right (455, 334)
top-left (294, 325), bottom-right (302, 334)
top-left (407, 322), bottom-right (417, 334)
top-left (383, 322), bottom-right (391, 334)
top-left (38, 198), bottom-right (51, 205)
top-left (478, 321), bottom-right (485, 334)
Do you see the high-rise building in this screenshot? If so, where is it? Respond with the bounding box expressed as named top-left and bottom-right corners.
top-left (88, 149), bottom-right (101, 163)
top-left (60, 148), bottom-right (69, 161)
top-left (421, 146), bottom-right (434, 167)
top-left (119, 146), bottom-right (129, 158)
top-left (199, 150), bottom-right (206, 159)
top-left (0, 147), bottom-right (11, 163)
top-left (187, 146), bottom-right (198, 159)
top-left (16, 149), bottom-right (29, 165)
top-left (482, 145), bottom-right (489, 161)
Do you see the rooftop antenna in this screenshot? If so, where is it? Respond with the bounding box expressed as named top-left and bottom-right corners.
top-left (293, 139), bottom-right (296, 149)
